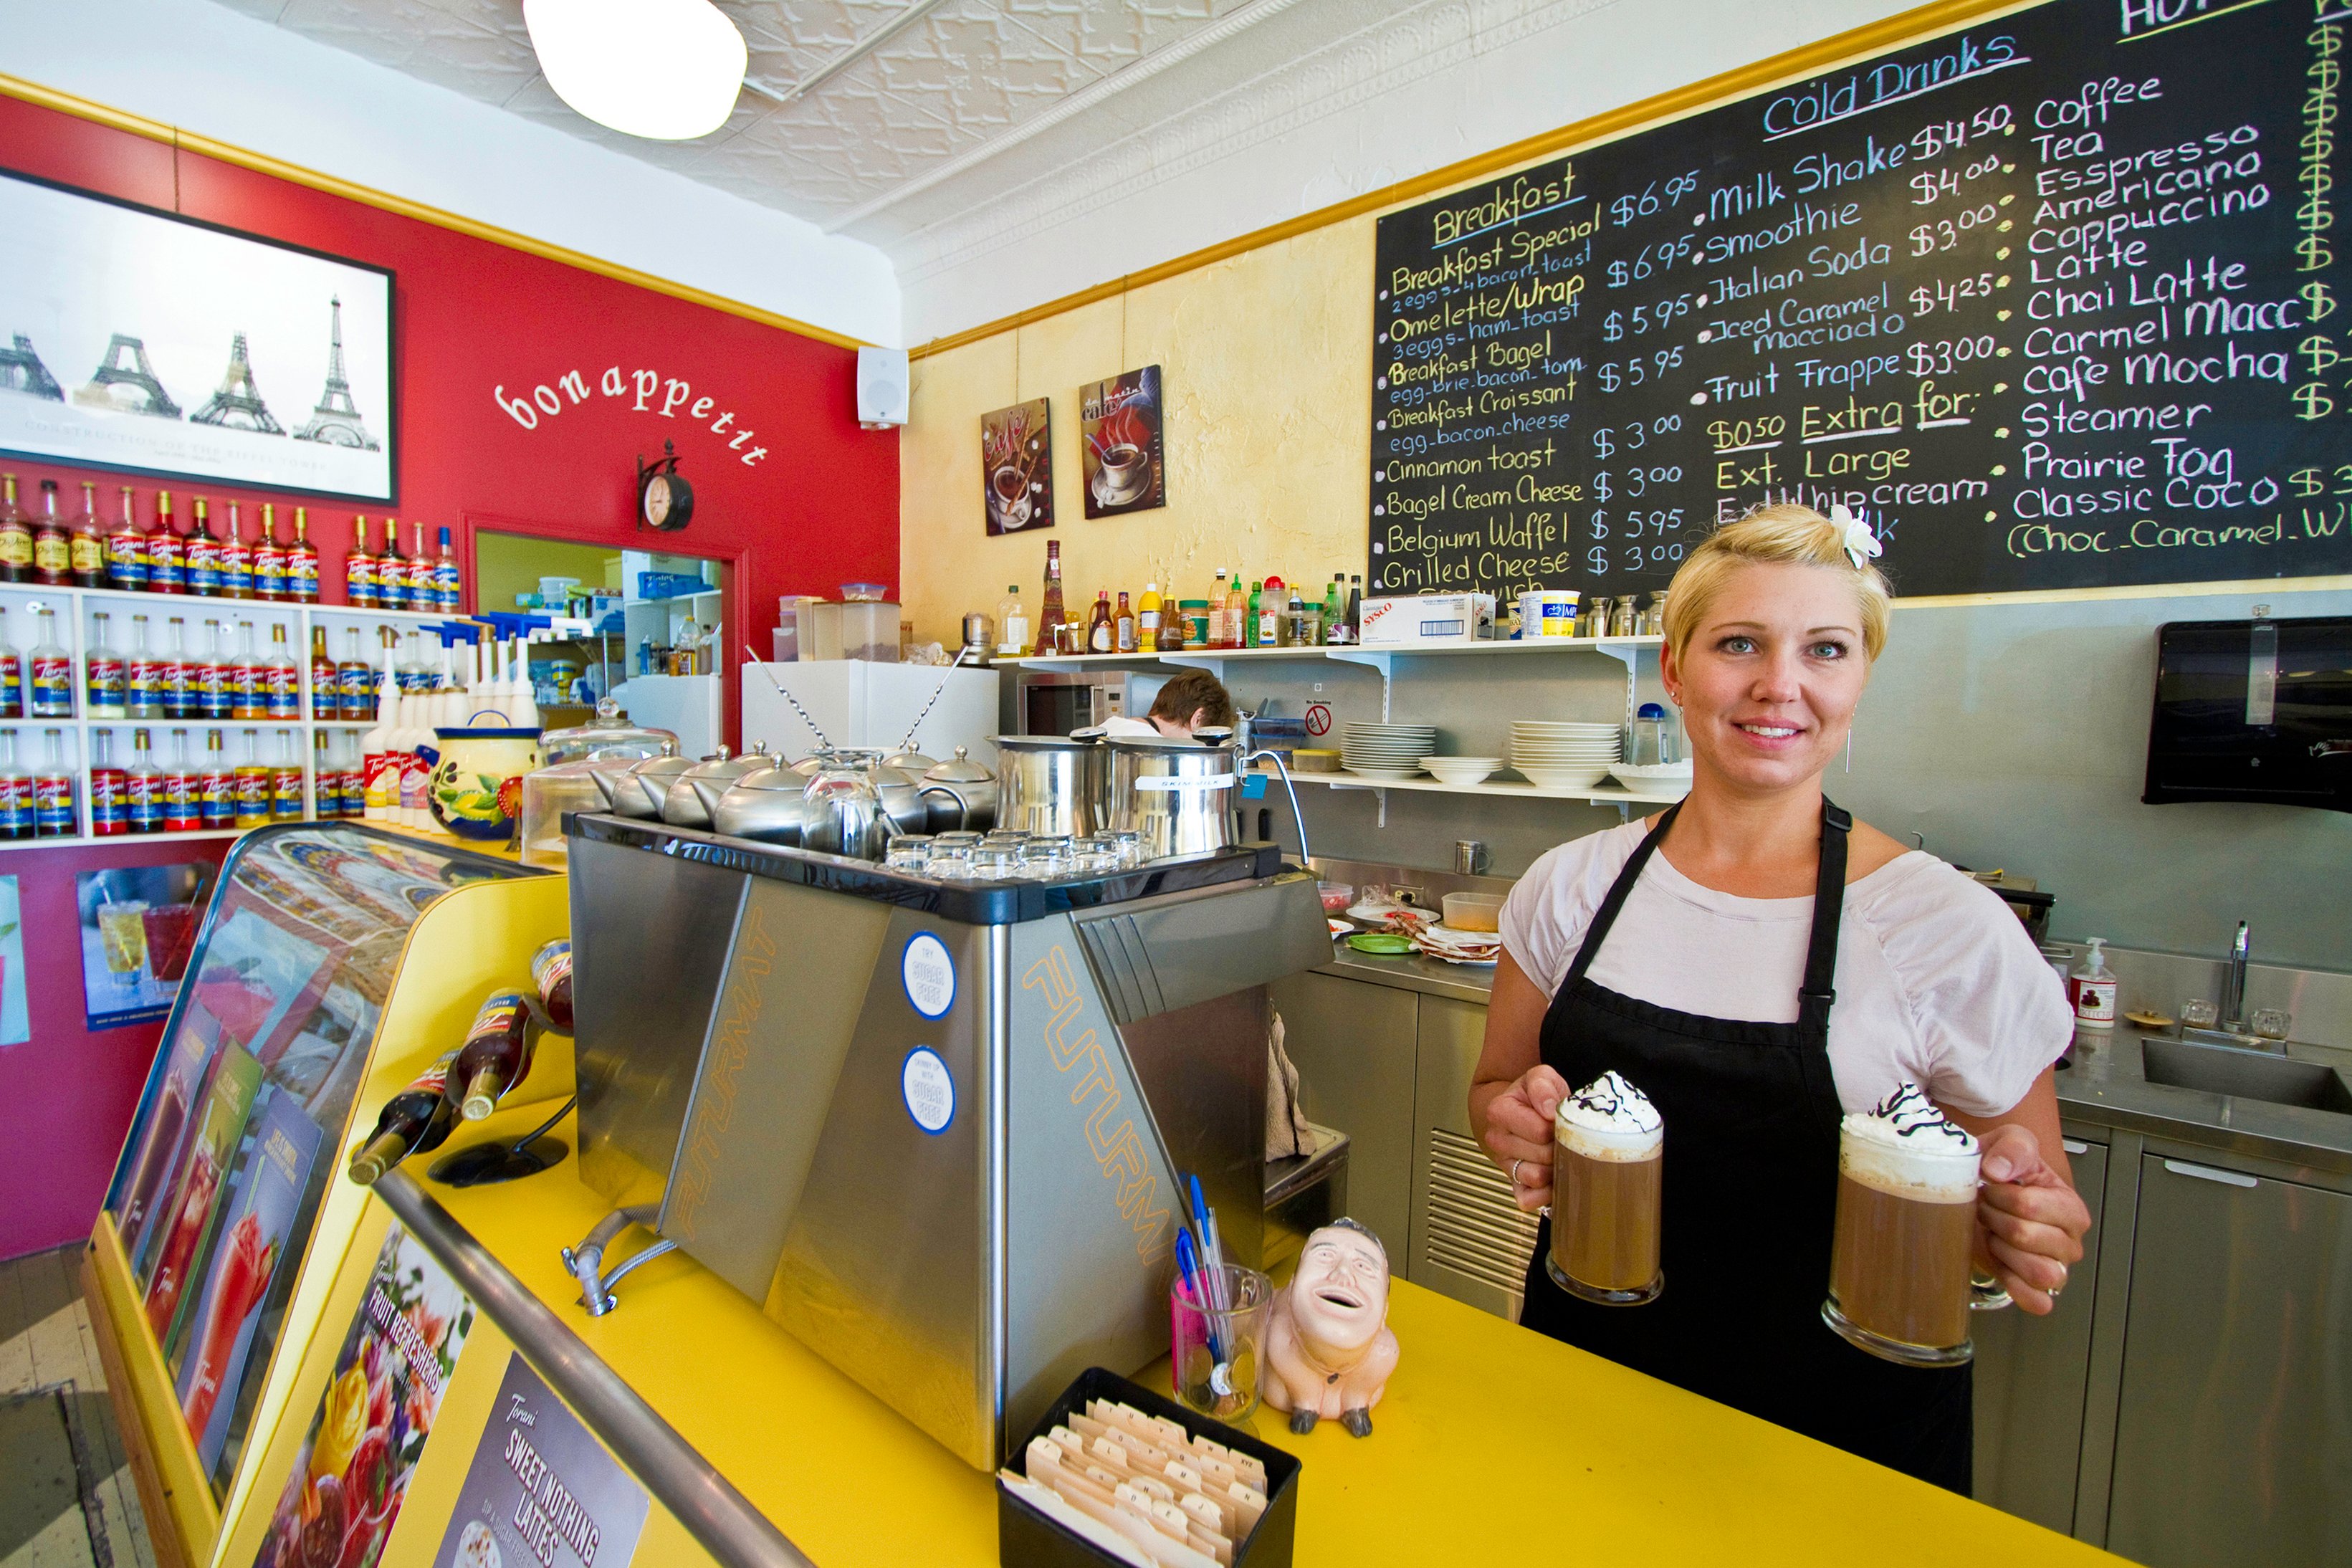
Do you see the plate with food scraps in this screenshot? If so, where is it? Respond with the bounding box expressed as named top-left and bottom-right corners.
top-left (1346, 932), bottom-right (1415, 955)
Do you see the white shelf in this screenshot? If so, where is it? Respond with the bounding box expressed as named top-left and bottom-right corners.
top-left (1273, 770), bottom-right (1688, 808)
top-left (1003, 636), bottom-right (1660, 668)
top-left (0, 581), bottom-right (456, 623)
top-left (9, 825), bottom-right (255, 850)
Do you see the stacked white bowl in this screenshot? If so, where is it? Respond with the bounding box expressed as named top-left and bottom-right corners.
top-left (1341, 722), bottom-right (1439, 779)
top-left (1511, 720), bottom-right (1622, 789)
top-left (1423, 755), bottom-right (1502, 786)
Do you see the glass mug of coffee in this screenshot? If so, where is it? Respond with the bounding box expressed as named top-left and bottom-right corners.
top-left (1544, 1071), bottom-right (1664, 1306)
top-left (1822, 1083), bottom-right (1980, 1367)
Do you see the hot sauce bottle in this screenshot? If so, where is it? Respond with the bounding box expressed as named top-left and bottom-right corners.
top-left (253, 502), bottom-right (286, 602)
top-left (287, 507), bottom-right (320, 603)
top-left (148, 492), bottom-right (186, 596)
top-left (107, 487), bottom-right (148, 593)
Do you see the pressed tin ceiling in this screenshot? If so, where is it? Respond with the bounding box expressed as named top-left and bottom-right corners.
top-left (207, 0), bottom-right (1284, 229)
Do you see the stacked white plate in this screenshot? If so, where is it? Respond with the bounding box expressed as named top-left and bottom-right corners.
top-left (1511, 720), bottom-right (1622, 790)
top-left (1423, 755), bottom-right (1501, 786)
top-left (1413, 923), bottom-right (1503, 966)
top-left (1342, 722), bottom-right (1439, 779)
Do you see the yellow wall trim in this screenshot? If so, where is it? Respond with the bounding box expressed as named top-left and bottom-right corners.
top-left (0, 71), bottom-right (870, 353)
top-left (907, 0), bottom-right (2031, 360)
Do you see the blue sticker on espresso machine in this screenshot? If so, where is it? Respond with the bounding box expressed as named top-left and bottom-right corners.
top-left (902, 1047), bottom-right (955, 1134)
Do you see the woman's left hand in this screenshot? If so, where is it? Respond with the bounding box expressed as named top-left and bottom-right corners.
top-left (1974, 1124), bottom-right (2091, 1315)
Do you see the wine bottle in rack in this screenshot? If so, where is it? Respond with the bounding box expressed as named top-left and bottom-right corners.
top-left (161, 729), bottom-right (201, 833)
top-left (219, 501), bottom-right (252, 600)
top-left (148, 492), bottom-right (186, 596)
top-left (186, 499), bottom-right (220, 598)
top-left (70, 482), bottom-right (105, 591)
top-left (287, 507), bottom-right (319, 603)
top-left (107, 487), bottom-right (148, 593)
top-left (32, 728), bottom-right (75, 838)
top-left (345, 1049), bottom-right (462, 1185)
top-left (86, 613), bottom-right (126, 719)
top-left (28, 604), bottom-right (73, 719)
top-left (127, 728), bottom-right (163, 835)
top-left (0, 733), bottom-right (29, 841)
top-left (0, 476), bottom-right (30, 585)
top-left (197, 730), bottom-right (233, 829)
top-left (32, 482), bottom-right (70, 587)
top-left (254, 502), bottom-right (285, 603)
top-left (269, 728), bottom-right (302, 822)
top-left (0, 608), bottom-right (21, 720)
top-left (127, 615), bottom-right (163, 720)
top-left (346, 515), bottom-right (376, 608)
top-left (88, 729), bottom-right (127, 837)
top-left (162, 616), bottom-right (193, 721)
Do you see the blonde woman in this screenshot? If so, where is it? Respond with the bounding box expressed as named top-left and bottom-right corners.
top-left (1468, 505), bottom-right (2089, 1493)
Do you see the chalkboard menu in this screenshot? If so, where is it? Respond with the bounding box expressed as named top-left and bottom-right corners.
top-left (1369, 0), bottom-right (2349, 603)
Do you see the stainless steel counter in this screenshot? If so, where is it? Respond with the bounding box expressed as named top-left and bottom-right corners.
top-left (1313, 940), bottom-right (2352, 1177)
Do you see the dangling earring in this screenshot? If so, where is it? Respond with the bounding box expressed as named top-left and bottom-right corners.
top-left (1845, 727), bottom-right (1853, 773)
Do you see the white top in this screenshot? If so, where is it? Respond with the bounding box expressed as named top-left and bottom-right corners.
top-left (1096, 715), bottom-right (1161, 737)
top-left (1498, 820), bottom-right (2071, 1118)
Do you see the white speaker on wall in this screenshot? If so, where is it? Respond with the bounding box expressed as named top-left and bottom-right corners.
top-left (857, 346), bottom-right (909, 429)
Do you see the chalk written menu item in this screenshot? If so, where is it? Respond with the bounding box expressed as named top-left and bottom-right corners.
top-left (1368, 0), bottom-right (2348, 603)
top-left (433, 1355), bottom-right (650, 1568)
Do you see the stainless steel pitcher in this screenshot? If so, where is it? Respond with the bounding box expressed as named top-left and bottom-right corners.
top-left (993, 735), bottom-right (1106, 836)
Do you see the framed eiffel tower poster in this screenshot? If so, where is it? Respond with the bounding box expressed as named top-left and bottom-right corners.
top-left (0, 167), bottom-right (396, 502)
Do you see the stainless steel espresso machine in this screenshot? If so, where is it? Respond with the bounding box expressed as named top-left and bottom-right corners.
top-left (564, 813), bottom-right (1336, 1469)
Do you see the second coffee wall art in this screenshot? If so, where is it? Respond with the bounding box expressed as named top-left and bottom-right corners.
top-left (1079, 365), bottom-right (1165, 518)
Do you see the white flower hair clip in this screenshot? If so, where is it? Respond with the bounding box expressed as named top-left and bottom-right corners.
top-left (1830, 505), bottom-right (1881, 570)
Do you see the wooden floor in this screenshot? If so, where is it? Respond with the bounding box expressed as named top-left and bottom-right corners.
top-left (0, 1245), bottom-right (156, 1568)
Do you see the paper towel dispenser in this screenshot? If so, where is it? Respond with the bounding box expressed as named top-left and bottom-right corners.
top-left (2143, 613), bottom-right (2352, 813)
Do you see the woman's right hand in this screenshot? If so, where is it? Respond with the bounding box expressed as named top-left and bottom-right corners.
top-left (1481, 1063), bottom-right (1568, 1210)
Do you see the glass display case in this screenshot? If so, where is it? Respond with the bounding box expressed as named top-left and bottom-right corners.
top-left (100, 823), bottom-right (540, 1493)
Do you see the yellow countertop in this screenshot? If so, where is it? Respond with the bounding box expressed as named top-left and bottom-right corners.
top-left (421, 1106), bottom-right (2121, 1567)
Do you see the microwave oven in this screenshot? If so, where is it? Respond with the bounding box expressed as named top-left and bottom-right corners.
top-left (1010, 669), bottom-right (1152, 736)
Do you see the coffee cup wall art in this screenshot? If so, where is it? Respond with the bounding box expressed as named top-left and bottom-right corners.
top-left (980, 397), bottom-right (1054, 536)
top-left (1080, 365), bottom-right (1165, 518)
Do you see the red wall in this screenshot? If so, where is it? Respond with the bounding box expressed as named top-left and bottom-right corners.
top-left (0, 92), bottom-right (899, 1258)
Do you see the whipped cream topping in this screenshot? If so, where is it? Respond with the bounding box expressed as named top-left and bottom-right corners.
top-left (1554, 1070), bottom-right (1663, 1161)
top-left (1840, 1082), bottom-right (1979, 1200)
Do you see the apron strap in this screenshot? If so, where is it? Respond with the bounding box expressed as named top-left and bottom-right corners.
top-left (1559, 803), bottom-right (1681, 993)
top-left (1792, 798), bottom-right (1853, 1139)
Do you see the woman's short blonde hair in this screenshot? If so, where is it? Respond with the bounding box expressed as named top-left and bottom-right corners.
top-left (1659, 504), bottom-right (1892, 662)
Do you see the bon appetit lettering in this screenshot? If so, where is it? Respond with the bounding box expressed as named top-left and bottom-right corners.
top-left (490, 365), bottom-right (768, 464)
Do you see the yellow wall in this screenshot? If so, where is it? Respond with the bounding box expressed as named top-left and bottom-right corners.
top-left (901, 219), bottom-right (1379, 644)
top-left (475, 530), bottom-right (621, 614)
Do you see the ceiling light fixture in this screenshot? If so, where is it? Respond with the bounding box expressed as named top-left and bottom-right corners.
top-left (523, 0), bottom-right (748, 141)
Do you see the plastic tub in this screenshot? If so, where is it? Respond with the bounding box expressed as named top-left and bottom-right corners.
top-left (1442, 891), bottom-right (1504, 932)
top-left (840, 581), bottom-right (890, 602)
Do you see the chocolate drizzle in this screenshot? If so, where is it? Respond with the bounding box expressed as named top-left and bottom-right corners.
top-left (1564, 1069), bottom-right (1663, 1135)
top-left (1866, 1081), bottom-right (1971, 1148)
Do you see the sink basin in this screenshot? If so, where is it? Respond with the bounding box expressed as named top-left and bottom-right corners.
top-left (2141, 1038), bottom-right (2352, 1114)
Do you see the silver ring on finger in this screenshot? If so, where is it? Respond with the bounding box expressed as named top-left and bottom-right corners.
top-left (1510, 1158), bottom-right (1526, 1186)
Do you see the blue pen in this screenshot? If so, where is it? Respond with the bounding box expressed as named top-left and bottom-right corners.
top-left (1190, 1175), bottom-right (1230, 1318)
top-left (1174, 1228), bottom-right (1223, 1360)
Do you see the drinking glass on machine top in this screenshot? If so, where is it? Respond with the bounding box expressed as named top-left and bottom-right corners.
top-left (1545, 1071), bottom-right (1664, 1306)
top-left (1822, 1083), bottom-right (1981, 1367)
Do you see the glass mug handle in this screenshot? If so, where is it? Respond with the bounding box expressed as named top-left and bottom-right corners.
top-left (1969, 1269), bottom-right (2013, 1311)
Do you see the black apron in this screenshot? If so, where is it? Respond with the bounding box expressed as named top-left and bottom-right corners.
top-left (1516, 800), bottom-right (1972, 1493)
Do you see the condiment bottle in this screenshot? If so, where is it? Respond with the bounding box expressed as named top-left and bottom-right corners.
top-left (87, 727), bottom-right (127, 837)
top-left (1258, 574), bottom-right (1287, 648)
top-left (377, 517), bottom-right (408, 611)
top-left (264, 623), bottom-right (299, 720)
top-left (32, 727), bottom-right (75, 838)
top-left (448, 990), bottom-right (533, 1120)
top-left (1207, 567), bottom-right (1230, 648)
top-left (309, 626), bottom-right (336, 720)
top-left (1086, 589), bottom-right (1114, 653)
top-left (85, 612), bottom-right (127, 718)
top-left (1226, 571), bottom-right (1250, 649)
top-left (345, 515), bottom-right (377, 607)
top-left (69, 480), bottom-right (105, 589)
top-left (0, 608), bottom-right (19, 719)
top-left (230, 621), bottom-right (265, 720)
top-left (196, 618), bottom-right (231, 722)
top-left (27, 604), bottom-right (73, 718)
top-left (0, 474), bottom-right (31, 583)
top-left (185, 497), bottom-right (221, 598)
top-left (346, 1048), bottom-right (462, 1184)
top-left (2069, 938), bottom-right (2118, 1031)
top-left (338, 626), bottom-right (373, 720)
top-left (269, 728), bottom-right (303, 821)
top-left (148, 492), bottom-right (186, 596)
top-left (107, 487), bottom-right (148, 593)
top-left (0, 732), bottom-right (29, 841)
top-left (407, 520), bottom-right (434, 611)
top-left (1139, 582), bottom-right (1162, 652)
top-left (197, 730), bottom-right (234, 828)
top-left (253, 502), bottom-right (285, 602)
top-left (32, 480), bottom-right (71, 586)
top-left (229, 729), bottom-right (268, 827)
top-left (432, 525), bottom-right (459, 611)
top-left (219, 500), bottom-right (252, 599)
top-left (1114, 590), bottom-right (1137, 653)
top-left (160, 729), bottom-right (201, 832)
top-left (126, 727), bottom-right (163, 835)
top-left (162, 616), bottom-right (194, 720)
top-left (287, 507), bottom-right (320, 603)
